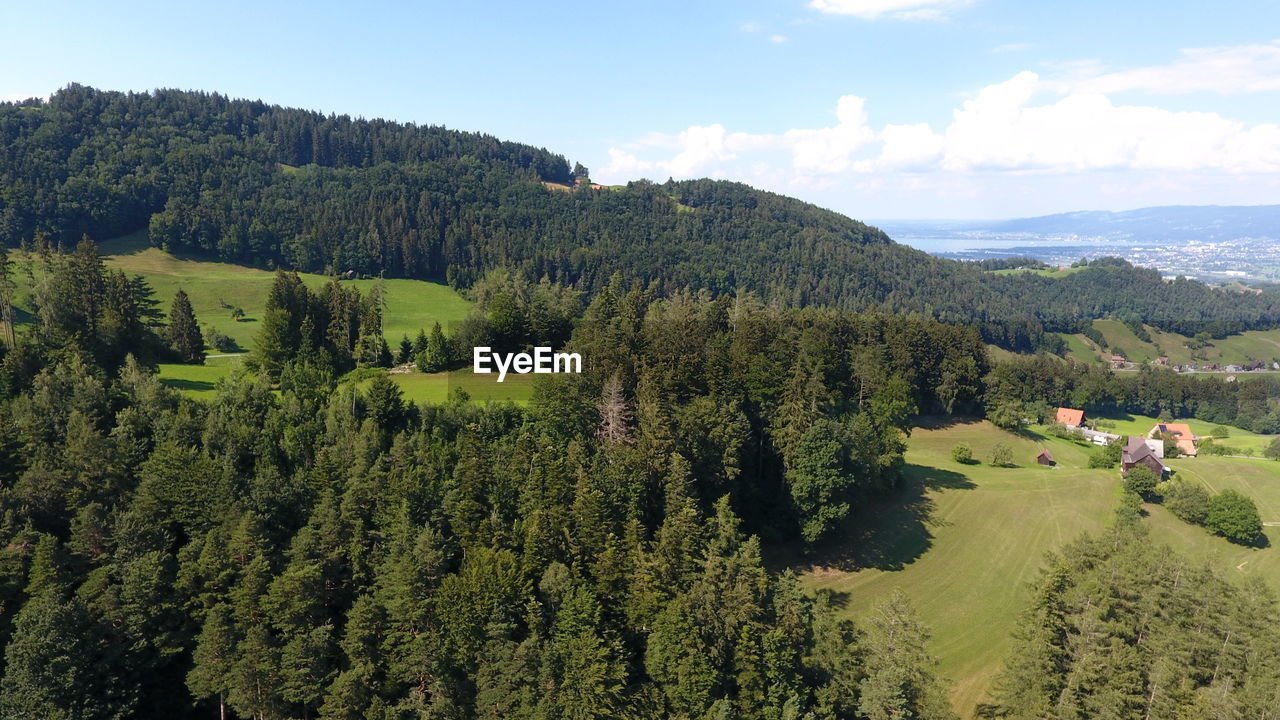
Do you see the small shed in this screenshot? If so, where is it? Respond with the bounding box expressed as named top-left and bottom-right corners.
top-left (1036, 449), bottom-right (1054, 466)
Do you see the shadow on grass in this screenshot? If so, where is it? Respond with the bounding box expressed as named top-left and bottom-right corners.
top-left (160, 378), bottom-right (217, 393)
top-left (914, 415), bottom-right (984, 430)
top-left (779, 463), bottom-right (976, 573)
top-left (1244, 532), bottom-right (1272, 549)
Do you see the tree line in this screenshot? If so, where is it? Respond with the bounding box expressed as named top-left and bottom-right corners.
top-left (986, 354), bottom-right (1280, 434)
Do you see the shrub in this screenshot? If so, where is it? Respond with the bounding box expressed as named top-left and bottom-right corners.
top-left (1265, 436), bottom-right (1280, 461)
top-left (204, 327), bottom-right (240, 353)
top-left (1122, 465), bottom-right (1160, 499)
top-left (1211, 425), bottom-right (1230, 439)
top-left (951, 443), bottom-right (973, 464)
top-left (1161, 478), bottom-right (1211, 525)
top-left (1196, 439), bottom-right (1237, 457)
top-left (988, 442), bottom-right (1014, 468)
top-left (1206, 490), bottom-right (1263, 545)
top-left (1087, 441), bottom-right (1122, 469)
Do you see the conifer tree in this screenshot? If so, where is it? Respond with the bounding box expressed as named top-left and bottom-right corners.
top-left (168, 288), bottom-right (204, 364)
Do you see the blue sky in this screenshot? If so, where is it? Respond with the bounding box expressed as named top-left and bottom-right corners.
top-left (4, 0), bottom-right (1280, 218)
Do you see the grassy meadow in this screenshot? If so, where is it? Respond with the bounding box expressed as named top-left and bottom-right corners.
top-left (8, 231), bottom-right (495, 403)
top-left (361, 369), bottom-right (536, 406)
top-left (799, 421), bottom-right (1121, 717)
top-left (1060, 318), bottom-right (1280, 367)
top-left (799, 420), bottom-right (1280, 718)
top-left (1145, 456), bottom-right (1280, 588)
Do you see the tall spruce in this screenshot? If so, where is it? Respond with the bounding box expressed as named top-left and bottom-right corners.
top-left (168, 288), bottom-right (204, 364)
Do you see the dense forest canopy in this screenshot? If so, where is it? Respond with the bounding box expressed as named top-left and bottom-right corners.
top-left (3, 85), bottom-right (1279, 350)
top-left (0, 251), bottom-right (991, 718)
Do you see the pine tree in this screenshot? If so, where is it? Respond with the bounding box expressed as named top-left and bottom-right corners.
top-left (416, 322), bottom-right (450, 373)
top-left (858, 591), bottom-right (955, 720)
top-left (188, 603), bottom-right (238, 720)
top-left (396, 334), bottom-right (413, 365)
top-left (168, 288), bottom-right (204, 364)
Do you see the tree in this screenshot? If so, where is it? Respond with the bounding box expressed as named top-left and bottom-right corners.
top-left (858, 591), bottom-right (956, 720)
top-left (396, 335), bottom-right (413, 365)
top-left (1265, 436), bottom-right (1280, 461)
top-left (416, 322), bottom-right (450, 373)
top-left (1122, 465), bottom-right (1159, 499)
top-left (168, 288), bottom-right (205, 364)
top-left (1161, 478), bottom-right (1210, 525)
top-left (0, 593), bottom-right (115, 719)
top-left (789, 417), bottom-right (854, 545)
top-left (188, 603), bottom-right (238, 720)
top-left (988, 400), bottom-right (1024, 430)
top-left (989, 442), bottom-right (1014, 468)
top-left (1206, 490), bottom-right (1262, 545)
top-left (950, 443), bottom-right (973, 464)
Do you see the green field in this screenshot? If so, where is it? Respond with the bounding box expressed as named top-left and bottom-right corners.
top-left (157, 354), bottom-right (247, 398)
top-left (9, 230), bottom-right (473, 354)
top-left (1145, 456), bottom-right (1280, 588)
top-left (8, 231), bottom-right (477, 400)
top-left (800, 422), bottom-right (1121, 717)
top-left (800, 420), bottom-right (1280, 717)
top-left (1063, 318), bottom-right (1280, 367)
top-left (364, 369), bottom-right (536, 405)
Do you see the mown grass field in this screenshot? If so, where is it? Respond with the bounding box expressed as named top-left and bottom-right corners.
top-left (9, 231), bottom-right (478, 401)
top-left (367, 369), bottom-right (536, 406)
top-left (1146, 456), bottom-right (1280, 588)
top-left (9, 230), bottom-right (473, 354)
top-left (800, 421), bottom-right (1280, 717)
top-left (157, 354), bottom-right (247, 398)
top-left (1069, 318), bottom-right (1280, 367)
top-left (799, 421), bottom-right (1121, 717)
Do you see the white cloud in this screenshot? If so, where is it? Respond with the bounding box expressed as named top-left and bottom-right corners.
top-left (1065, 41), bottom-right (1280, 96)
top-left (739, 21), bottom-right (761, 32)
top-left (783, 95), bottom-right (876, 175)
top-left (598, 68), bottom-right (1280, 193)
top-left (808, 0), bottom-right (972, 20)
top-left (770, 34), bottom-right (789, 44)
top-left (941, 71), bottom-right (1280, 172)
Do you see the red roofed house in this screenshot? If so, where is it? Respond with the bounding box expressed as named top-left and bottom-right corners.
top-left (1148, 422), bottom-right (1197, 457)
top-left (1055, 407), bottom-right (1085, 428)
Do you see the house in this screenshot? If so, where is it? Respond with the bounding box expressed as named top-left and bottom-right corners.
top-left (1148, 422), bottom-right (1197, 457)
top-left (1055, 407), bottom-right (1085, 428)
top-left (1036, 449), bottom-right (1054, 466)
top-left (1122, 436), bottom-right (1166, 476)
top-left (1110, 354), bottom-right (1128, 369)
top-left (1155, 356), bottom-right (1170, 366)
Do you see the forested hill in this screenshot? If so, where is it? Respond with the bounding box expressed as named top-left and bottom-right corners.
top-left (3, 85), bottom-right (1279, 349)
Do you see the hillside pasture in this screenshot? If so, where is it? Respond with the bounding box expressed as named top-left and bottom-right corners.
top-left (799, 421), bottom-right (1119, 717)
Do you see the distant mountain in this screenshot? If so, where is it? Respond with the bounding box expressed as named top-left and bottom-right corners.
top-left (3, 86), bottom-right (1280, 351)
top-left (980, 205), bottom-right (1280, 242)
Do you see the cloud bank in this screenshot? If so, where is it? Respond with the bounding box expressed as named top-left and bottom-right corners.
top-left (600, 45), bottom-right (1280, 192)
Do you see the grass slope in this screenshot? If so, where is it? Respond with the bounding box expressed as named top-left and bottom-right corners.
top-left (8, 231), bottom-right (486, 402)
top-left (1077, 318), bottom-right (1280, 367)
top-left (91, 231), bottom-right (472, 352)
top-left (1144, 456), bottom-right (1280, 589)
top-left (800, 422), bottom-right (1120, 718)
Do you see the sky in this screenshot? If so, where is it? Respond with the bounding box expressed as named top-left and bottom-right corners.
top-left (4, 0), bottom-right (1280, 219)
